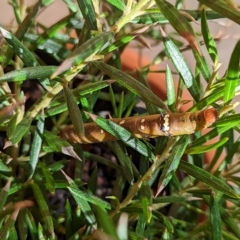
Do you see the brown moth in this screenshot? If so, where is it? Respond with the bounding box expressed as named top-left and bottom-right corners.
top-left (60, 108), bottom-right (218, 144)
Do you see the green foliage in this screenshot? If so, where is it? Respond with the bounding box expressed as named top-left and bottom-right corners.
top-left (0, 0), bottom-right (239, 239)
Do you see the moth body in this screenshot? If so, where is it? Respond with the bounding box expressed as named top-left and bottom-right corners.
top-left (60, 108), bottom-right (218, 144)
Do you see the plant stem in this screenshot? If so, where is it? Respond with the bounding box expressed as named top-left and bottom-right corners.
top-left (111, 137), bottom-right (177, 216)
top-left (111, 0), bottom-right (155, 32)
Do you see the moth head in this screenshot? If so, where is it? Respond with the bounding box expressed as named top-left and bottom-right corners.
top-left (203, 108), bottom-right (218, 126)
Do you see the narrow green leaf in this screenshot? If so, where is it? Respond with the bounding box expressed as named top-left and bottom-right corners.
top-left (185, 137), bottom-right (228, 154)
top-left (48, 160), bottom-right (69, 172)
top-left (157, 135), bottom-right (189, 195)
top-left (76, 0), bottom-right (97, 30)
top-left (0, 27), bottom-right (50, 89)
top-left (88, 167), bottom-right (98, 193)
top-left (0, 66), bottom-right (57, 82)
top-left (153, 210), bottom-right (174, 233)
top-left (17, 210), bottom-right (28, 240)
top-left (198, 0), bottom-right (240, 25)
top-left (160, 29), bottom-right (200, 101)
top-left (214, 113), bottom-right (240, 128)
top-left (64, 180), bottom-right (97, 229)
top-left (38, 162), bottom-right (55, 193)
top-left (63, 85), bottom-right (85, 137)
top-left (2, 1), bottom-right (42, 67)
top-left (155, 0), bottom-right (201, 55)
top-left (136, 214), bottom-right (147, 235)
top-left (94, 206), bottom-right (119, 239)
top-left (224, 40), bottom-right (240, 104)
top-left (165, 65), bottom-right (175, 111)
top-left (210, 192), bottom-right (222, 240)
top-left (0, 160), bottom-right (11, 173)
top-left (83, 152), bottom-right (122, 170)
top-left (137, 70), bottom-right (159, 114)
top-left (109, 85), bottom-right (118, 117)
top-left (93, 61), bottom-right (168, 110)
top-left (28, 114), bottom-right (44, 179)
top-left (52, 32), bottom-right (114, 77)
top-left (139, 182), bottom-right (152, 223)
top-left (37, 223), bottom-right (45, 240)
top-left (132, 10), bottom-right (224, 24)
top-left (100, 34), bottom-right (135, 55)
top-left (107, 0), bottom-right (125, 11)
top-left (31, 182), bottom-right (55, 239)
top-left (0, 179), bottom-right (11, 210)
top-left (110, 141), bottom-right (134, 184)
top-left (191, 114), bottom-right (240, 147)
top-left (9, 117), bottom-right (32, 145)
top-left (26, 210), bottom-right (38, 239)
top-left (65, 200), bottom-right (73, 240)
top-left (46, 80), bottom-right (112, 117)
top-left (179, 161), bottom-right (239, 199)
top-left (189, 86), bottom-right (223, 111)
top-left (43, 130), bottom-right (81, 160)
top-left (153, 196), bottom-right (187, 204)
top-left (88, 113), bottom-right (155, 160)
top-left (29, 13), bottom-right (77, 50)
top-left (201, 10), bottom-right (218, 64)
top-left (0, 210), bottom-right (19, 240)
top-left (0, 27), bottom-right (37, 67)
top-left (193, 49), bottom-right (211, 81)
top-left (220, 206), bottom-right (240, 238)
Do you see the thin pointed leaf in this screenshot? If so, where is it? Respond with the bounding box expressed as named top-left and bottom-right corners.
top-left (160, 29), bottom-right (200, 101)
top-left (224, 40), bottom-right (240, 104)
top-left (156, 135), bottom-right (189, 196)
top-left (31, 182), bottom-right (55, 239)
top-left (185, 137), bottom-right (228, 154)
top-left (93, 61), bottom-right (168, 110)
top-left (62, 174), bottom-right (97, 228)
top-left (210, 192), bottom-right (222, 240)
top-left (201, 10), bottom-right (218, 64)
top-left (52, 32), bottom-right (114, 77)
top-left (63, 85), bottom-right (85, 137)
top-left (38, 162), bottom-right (55, 193)
top-left (110, 141), bottom-right (134, 184)
top-left (107, 0), bottom-right (125, 11)
top-left (136, 70), bottom-right (159, 114)
top-left (28, 114), bottom-right (44, 178)
top-left (0, 179), bottom-right (12, 210)
top-left (132, 10), bottom-right (224, 24)
top-left (94, 206), bottom-right (119, 239)
top-left (0, 66), bottom-right (57, 82)
top-left (46, 80), bottom-right (112, 117)
top-left (65, 200), bottom-right (73, 239)
top-left (219, 206), bottom-right (240, 238)
top-left (0, 27), bottom-right (50, 89)
top-left (0, 209), bottom-right (19, 240)
top-left (165, 65), bottom-right (175, 111)
top-left (43, 130), bottom-right (81, 160)
top-left (100, 34), bottom-right (136, 55)
top-left (76, 0), bottom-right (97, 30)
top-left (9, 118), bottom-right (32, 145)
top-left (179, 161), bottom-right (239, 199)
top-left (30, 12), bottom-right (77, 50)
top-left (191, 114), bottom-right (240, 147)
top-left (193, 49), bottom-right (211, 81)
top-left (2, 1), bottom-right (42, 67)
top-left (155, 0), bottom-right (202, 55)
top-left (198, 0), bottom-right (240, 25)
top-left (189, 87), bottom-right (223, 111)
